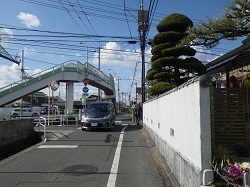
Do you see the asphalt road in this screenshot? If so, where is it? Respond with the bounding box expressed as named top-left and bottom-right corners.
top-left (0, 113), bottom-right (175, 187)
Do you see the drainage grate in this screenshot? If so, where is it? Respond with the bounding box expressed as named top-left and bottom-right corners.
top-left (63, 165), bottom-right (99, 176)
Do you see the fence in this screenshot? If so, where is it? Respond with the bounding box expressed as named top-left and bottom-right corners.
top-left (211, 88), bottom-right (250, 156)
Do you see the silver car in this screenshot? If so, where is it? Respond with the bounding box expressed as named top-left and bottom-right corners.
top-left (10, 108), bottom-right (39, 118)
top-left (81, 101), bottom-right (116, 131)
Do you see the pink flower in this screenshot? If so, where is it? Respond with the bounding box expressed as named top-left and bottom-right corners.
top-left (228, 166), bottom-right (243, 179)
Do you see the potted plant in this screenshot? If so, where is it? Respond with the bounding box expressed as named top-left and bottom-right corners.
top-left (212, 144), bottom-right (238, 174)
top-left (222, 162), bottom-right (250, 187)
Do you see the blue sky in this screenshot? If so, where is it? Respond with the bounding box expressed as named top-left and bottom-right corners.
top-left (0, 0), bottom-right (246, 103)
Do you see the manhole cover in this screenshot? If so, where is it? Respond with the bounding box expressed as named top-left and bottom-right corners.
top-left (63, 165), bottom-right (99, 176)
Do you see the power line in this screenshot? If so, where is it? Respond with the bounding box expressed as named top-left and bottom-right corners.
top-left (0, 24), bottom-right (139, 40)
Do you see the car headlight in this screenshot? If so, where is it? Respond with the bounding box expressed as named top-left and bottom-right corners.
top-left (81, 116), bottom-right (88, 122)
top-left (102, 115), bottom-right (110, 120)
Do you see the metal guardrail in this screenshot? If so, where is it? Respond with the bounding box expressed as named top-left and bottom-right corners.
top-left (244, 172), bottom-right (250, 186)
top-left (35, 117), bottom-right (47, 142)
top-left (1, 113), bottom-right (80, 127)
top-left (33, 114), bottom-right (79, 126)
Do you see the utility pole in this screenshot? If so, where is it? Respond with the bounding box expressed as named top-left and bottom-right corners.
top-left (117, 78), bottom-right (121, 113)
top-left (135, 82), bottom-right (137, 103)
top-left (138, 0), bottom-right (149, 103)
top-left (98, 45), bottom-right (101, 101)
top-left (21, 50), bottom-right (25, 82)
top-left (121, 92), bottom-right (124, 112)
top-left (124, 93), bottom-right (127, 108)
top-left (17, 50), bottom-right (28, 110)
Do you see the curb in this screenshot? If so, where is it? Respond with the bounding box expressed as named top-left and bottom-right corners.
top-left (141, 126), bottom-right (180, 187)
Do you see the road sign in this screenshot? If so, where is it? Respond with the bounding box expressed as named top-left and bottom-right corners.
top-left (82, 86), bottom-right (89, 93)
top-left (82, 79), bottom-right (90, 86)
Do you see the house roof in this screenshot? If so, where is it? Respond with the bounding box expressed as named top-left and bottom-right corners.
top-left (205, 37), bottom-right (250, 75)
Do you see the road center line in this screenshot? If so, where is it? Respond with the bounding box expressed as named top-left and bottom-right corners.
top-left (106, 125), bottom-right (127, 187)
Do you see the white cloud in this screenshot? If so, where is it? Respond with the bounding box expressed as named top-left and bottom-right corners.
top-left (0, 28), bottom-right (13, 36)
top-left (17, 12), bottom-right (41, 28)
top-left (0, 64), bottom-right (21, 87)
top-left (24, 48), bottom-right (36, 56)
top-left (106, 42), bottom-right (120, 50)
top-left (44, 53), bottom-right (53, 56)
top-left (75, 53), bottom-right (81, 57)
top-left (0, 62), bottom-right (46, 87)
top-left (92, 42), bottom-right (142, 68)
top-left (0, 28), bottom-right (13, 47)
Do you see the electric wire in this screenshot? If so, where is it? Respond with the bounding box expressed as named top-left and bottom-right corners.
top-left (3, 0), bottom-right (235, 101)
top-left (123, 0), bottom-right (136, 52)
top-left (67, 0), bottom-right (94, 35)
top-left (59, 0), bottom-right (86, 34)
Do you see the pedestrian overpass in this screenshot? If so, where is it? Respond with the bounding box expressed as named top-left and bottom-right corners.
top-left (0, 60), bottom-right (116, 113)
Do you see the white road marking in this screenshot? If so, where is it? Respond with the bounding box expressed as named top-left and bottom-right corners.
top-left (77, 121), bottom-right (124, 129)
top-left (38, 145), bottom-right (78, 148)
top-left (106, 125), bottom-right (128, 187)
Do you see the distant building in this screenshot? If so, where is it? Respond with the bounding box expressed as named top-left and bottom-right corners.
top-left (5, 92), bottom-right (106, 110)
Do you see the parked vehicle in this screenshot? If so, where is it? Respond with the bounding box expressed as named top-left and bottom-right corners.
top-left (40, 108), bottom-right (49, 115)
top-left (10, 108), bottom-right (39, 118)
top-left (81, 101), bottom-right (116, 131)
top-left (40, 107), bottom-right (60, 115)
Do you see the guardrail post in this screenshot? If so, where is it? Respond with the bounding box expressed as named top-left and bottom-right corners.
top-left (244, 171), bottom-right (250, 187)
top-left (43, 117), bottom-right (47, 142)
top-left (37, 117), bottom-right (47, 142)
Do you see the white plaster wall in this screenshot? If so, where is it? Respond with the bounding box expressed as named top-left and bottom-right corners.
top-left (143, 80), bottom-right (211, 170)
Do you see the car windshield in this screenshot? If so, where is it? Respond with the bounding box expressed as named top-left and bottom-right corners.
top-left (85, 104), bottom-right (110, 117)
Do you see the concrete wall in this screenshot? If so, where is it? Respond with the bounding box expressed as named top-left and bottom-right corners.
top-left (0, 108), bottom-right (13, 120)
top-left (143, 77), bottom-right (212, 187)
top-left (0, 119), bottom-right (40, 160)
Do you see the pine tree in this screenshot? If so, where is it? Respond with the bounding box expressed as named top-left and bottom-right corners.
top-left (189, 0), bottom-right (250, 48)
top-left (146, 13), bottom-right (206, 96)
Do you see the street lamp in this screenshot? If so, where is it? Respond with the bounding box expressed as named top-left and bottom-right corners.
top-left (80, 42), bottom-right (96, 62)
top-left (79, 42), bottom-right (96, 109)
top-left (80, 42), bottom-right (88, 63)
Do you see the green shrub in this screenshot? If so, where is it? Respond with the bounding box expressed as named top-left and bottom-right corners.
top-left (150, 82), bottom-right (176, 96)
top-left (212, 144), bottom-right (238, 173)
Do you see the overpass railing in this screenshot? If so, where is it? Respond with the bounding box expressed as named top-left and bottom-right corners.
top-left (0, 61), bottom-right (115, 99)
top-left (84, 62), bottom-right (114, 87)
